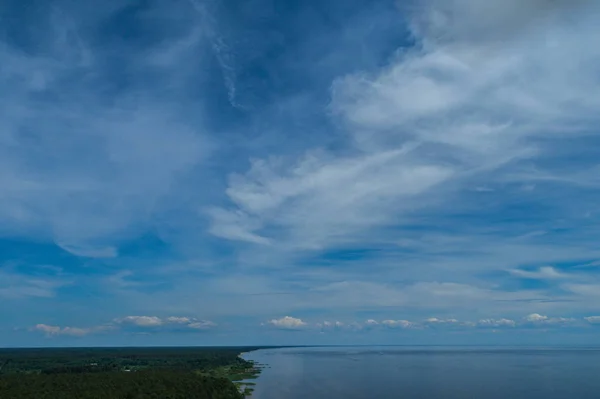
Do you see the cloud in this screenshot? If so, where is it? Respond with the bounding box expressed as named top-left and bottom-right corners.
top-left (5, 0), bottom-right (600, 340)
top-left (0, 0), bottom-right (213, 253)
top-left (30, 313), bottom-right (592, 339)
top-left (0, 268), bottom-right (69, 299)
top-left (32, 316), bottom-right (218, 337)
top-left (562, 284), bottom-right (600, 298)
top-left (333, 7), bottom-right (600, 167)
top-left (206, 208), bottom-right (272, 245)
top-left (117, 316), bottom-right (164, 327)
top-left (424, 318), bottom-right (460, 325)
top-left (317, 320), bottom-right (345, 330)
top-left (188, 320), bottom-right (217, 330)
top-left (381, 320), bottom-right (415, 329)
top-left (34, 324), bottom-right (61, 335)
top-left (525, 313), bottom-right (548, 323)
top-left (203, 0), bottom-right (600, 318)
top-left (166, 317), bottom-right (191, 324)
top-left (406, 0), bottom-right (593, 48)
top-left (115, 315), bottom-right (216, 330)
top-left (59, 327), bottom-right (94, 337)
top-left (266, 316), bottom-right (307, 330)
top-left (33, 323), bottom-right (107, 337)
top-left (478, 318), bottom-right (516, 328)
top-left (55, 243), bottom-right (118, 258)
top-left (187, 0), bottom-right (241, 109)
top-left (509, 266), bottom-right (568, 279)
top-left (523, 314), bottom-right (575, 325)
top-left (210, 148), bottom-right (453, 249)
top-left (576, 260), bottom-right (600, 269)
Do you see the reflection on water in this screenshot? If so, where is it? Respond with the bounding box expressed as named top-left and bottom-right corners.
top-left (243, 347), bottom-right (600, 399)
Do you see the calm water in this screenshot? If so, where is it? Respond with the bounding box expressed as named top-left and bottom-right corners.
top-left (242, 346), bottom-right (600, 399)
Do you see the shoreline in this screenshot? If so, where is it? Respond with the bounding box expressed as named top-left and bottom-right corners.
top-left (233, 351), bottom-right (267, 397)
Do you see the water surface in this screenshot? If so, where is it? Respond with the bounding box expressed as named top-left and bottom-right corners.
top-left (243, 346), bottom-right (600, 399)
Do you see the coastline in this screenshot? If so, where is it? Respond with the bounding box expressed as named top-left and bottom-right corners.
top-left (234, 350), bottom-right (266, 397)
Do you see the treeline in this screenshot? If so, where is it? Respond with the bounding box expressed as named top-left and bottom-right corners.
top-left (40, 364), bottom-right (119, 374)
top-left (0, 370), bottom-right (244, 399)
top-left (0, 347), bottom-right (267, 398)
top-left (0, 347), bottom-right (262, 374)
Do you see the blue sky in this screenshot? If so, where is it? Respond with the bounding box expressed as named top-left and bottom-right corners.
top-left (2, 0), bottom-right (600, 347)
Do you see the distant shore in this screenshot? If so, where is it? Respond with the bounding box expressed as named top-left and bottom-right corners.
top-left (233, 354), bottom-right (266, 397)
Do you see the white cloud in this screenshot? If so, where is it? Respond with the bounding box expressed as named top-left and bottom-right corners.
top-left (509, 266), bottom-right (567, 279)
top-left (381, 320), bottom-right (415, 329)
top-left (525, 313), bottom-right (548, 323)
top-left (317, 320), bottom-right (345, 330)
top-left (6, 0), bottom-right (600, 328)
top-left (117, 316), bottom-right (164, 327)
top-left (0, 268), bottom-right (69, 299)
top-left (33, 324), bottom-right (99, 337)
top-left (478, 318), bottom-right (516, 327)
top-left (187, 320), bottom-right (217, 330)
top-left (267, 316), bottom-right (307, 330)
top-left (424, 318), bottom-right (460, 325)
top-left (524, 314), bottom-right (575, 325)
top-left (406, 0), bottom-right (592, 48)
top-left (166, 317), bottom-right (191, 324)
top-left (547, 317), bottom-right (576, 325)
top-left (115, 315), bottom-right (216, 330)
top-left (59, 327), bottom-right (92, 337)
top-left (584, 316), bottom-right (600, 324)
top-left (0, 0), bottom-right (212, 253)
top-left (562, 284), bottom-right (600, 298)
top-left (55, 242), bottom-right (118, 258)
top-left (577, 260), bottom-right (600, 269)
top-left (34, 324), bottom-right (61, 335)
top-left (210, 148), bottom-right (452, 249)
top-left (208, 0), bottom-right (600, 266)
top-left (206, 208), bottom-right (271, 245)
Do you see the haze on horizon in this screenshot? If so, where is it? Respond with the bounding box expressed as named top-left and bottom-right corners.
top-left (2, 0), bottom-right (600, 347)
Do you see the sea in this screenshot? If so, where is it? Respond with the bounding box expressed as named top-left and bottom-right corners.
top-left (242, 346), bottom-right (600, 399)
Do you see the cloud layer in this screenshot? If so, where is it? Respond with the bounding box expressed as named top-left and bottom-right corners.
top-left (3, 0), bottom-right (600, 345)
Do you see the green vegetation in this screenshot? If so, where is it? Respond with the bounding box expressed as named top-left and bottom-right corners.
top-left (0, 347), bottom-right (267, 398)
top-left (0, 370), bottom-right (242, 399)
top-left (195, 357), bottom-right (264, 397)
top-left (197, 363), bottom-right (261, 380)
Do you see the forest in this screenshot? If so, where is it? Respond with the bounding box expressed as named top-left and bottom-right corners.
top-left (0, 347), bottom-right (266, 398)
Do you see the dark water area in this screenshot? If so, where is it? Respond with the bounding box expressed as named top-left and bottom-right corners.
top-left (242, 346), bottom-right (600, 399)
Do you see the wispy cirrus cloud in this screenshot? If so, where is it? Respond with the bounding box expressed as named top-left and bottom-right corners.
top-left (197, 0), bottom-right (600, 326)
top-left (509, 267), bottom-right (569, 280)
top-left (4, 0), bottom-right (600, 346)
top-left (0, 0), bottom-right (213, 257)
top-left (209, 0), bottom-right (600, 256)
top-left (0, 266), bottom-right (70, 299)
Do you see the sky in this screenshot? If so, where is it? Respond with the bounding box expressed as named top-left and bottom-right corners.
top-left (2, 0), bottom-right (600, 347)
